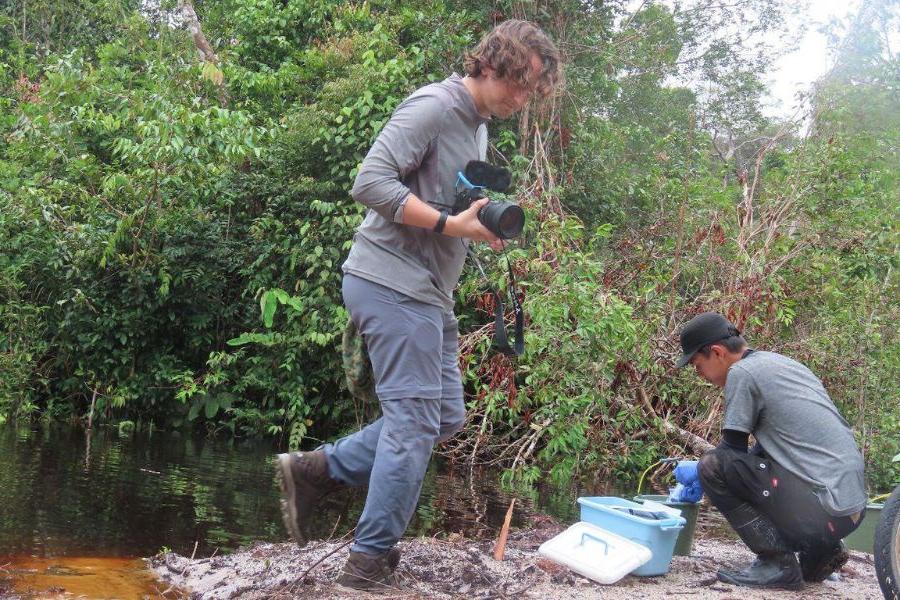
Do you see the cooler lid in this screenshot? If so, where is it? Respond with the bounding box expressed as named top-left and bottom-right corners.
top-left (537, 521), bottom-right (653, 585)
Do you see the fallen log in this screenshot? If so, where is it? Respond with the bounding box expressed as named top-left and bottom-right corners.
top-left (638, 387), bottom-right (714, 454)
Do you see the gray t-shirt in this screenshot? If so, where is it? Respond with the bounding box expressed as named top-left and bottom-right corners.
top-left (724, 350), bottom-right (867, 516)
top-left (342, 74), bottom-right (489, 310)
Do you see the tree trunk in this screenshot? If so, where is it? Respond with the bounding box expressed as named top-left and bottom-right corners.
top-left (178, 1), bottom-right (218, 64)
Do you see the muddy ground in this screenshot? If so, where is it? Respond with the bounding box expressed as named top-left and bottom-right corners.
top-left (149, 514), bottom-right (883, 600)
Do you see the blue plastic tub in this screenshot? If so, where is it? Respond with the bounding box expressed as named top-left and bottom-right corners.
top-left (578, 496), bottom-right (686, 576)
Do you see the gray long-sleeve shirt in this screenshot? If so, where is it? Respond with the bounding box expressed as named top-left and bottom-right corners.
top-left (342, 74), bottom-right (489, 310)
top-left (724, 351), bottom-right (867, 516)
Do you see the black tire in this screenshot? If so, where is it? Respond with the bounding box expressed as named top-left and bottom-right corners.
top-left (875, 485), bottom-right (900, 600)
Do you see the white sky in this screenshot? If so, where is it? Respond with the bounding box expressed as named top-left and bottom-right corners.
top-left (624, 0), bottom-right (864, 120)
top-left (762, 0), bottom-right (863, 118)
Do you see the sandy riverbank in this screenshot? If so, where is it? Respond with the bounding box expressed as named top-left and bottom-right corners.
top-left (149, 515), bottom-right (882, 599)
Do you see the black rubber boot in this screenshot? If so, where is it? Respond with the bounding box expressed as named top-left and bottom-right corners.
top-left (335, 549), bottom-right (403, 592)
top-left (717, 503), bottom-right (804, 590)
top-left (799, 540), bottom-right (849, 582)
top-left (274, 450), bottom-right (343, 546)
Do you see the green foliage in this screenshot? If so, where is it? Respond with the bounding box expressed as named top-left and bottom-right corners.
top-left (0, 0), bottom-right (896, 492)
top-left (314, 30), bottom-right (426, 185)
top-left (0, 1), bottom-right (141, 58)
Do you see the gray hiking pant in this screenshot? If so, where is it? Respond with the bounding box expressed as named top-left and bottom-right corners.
top-left (322, 274), bottom-right (466, 554)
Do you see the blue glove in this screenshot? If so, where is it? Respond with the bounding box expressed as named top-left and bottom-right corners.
top-left (668, 460), bottom-right (704, 503)
top-left (673, 460), bottom-right (699, 486)
top-left (681, 480), bottom-right (704, 503)
top-left (668, 481), bottom-right (704, 503)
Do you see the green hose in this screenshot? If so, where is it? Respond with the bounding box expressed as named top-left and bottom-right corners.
top-left (636, 457), bottom-right (679, 496)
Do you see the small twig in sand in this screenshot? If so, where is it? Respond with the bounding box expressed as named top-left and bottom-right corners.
top-left (297, 538), bottom-right (353, 583)
top-left (306, 527), bottom-right (354, 552)
top-left (180, 541), bottom-right (198, 577)
top-left (504, 581), bottom-right (536, 596)
top-left (326, 514), bottom-right (343, 541)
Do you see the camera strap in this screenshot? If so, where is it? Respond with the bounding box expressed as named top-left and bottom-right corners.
top-left (466, 247), bottom-right (524, 357)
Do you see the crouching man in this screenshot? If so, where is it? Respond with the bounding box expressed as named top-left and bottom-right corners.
top-left (676, 312), bottom-right (866, 589)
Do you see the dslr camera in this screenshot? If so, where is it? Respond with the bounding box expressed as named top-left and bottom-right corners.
top-left (453, 161), bottom-right (525, 239)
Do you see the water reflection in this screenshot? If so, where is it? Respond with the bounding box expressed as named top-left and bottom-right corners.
top-left (0, 423), bottom-right (585, 561)
top-left (0, 423), bottom-right (733, 598)
top-left (0, 556), bottom-right (163, 598)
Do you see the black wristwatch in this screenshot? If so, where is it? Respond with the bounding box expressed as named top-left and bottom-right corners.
top-left (433, 210), bottom-right (449, 234)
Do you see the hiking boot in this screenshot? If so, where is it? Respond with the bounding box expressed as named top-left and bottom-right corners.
top-left (799, 540), bottom-right (849, 582)
top-left (274, 450), bottom-right (342, 546)
top-left (335, 549), bottom-right (403, 592)
top-left (716, 503), bottom-right (803, 590)
top-left (718, 553), bottom-right (804, 590)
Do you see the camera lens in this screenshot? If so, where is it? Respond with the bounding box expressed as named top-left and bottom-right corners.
top-left (479, 201), bottom-right (525, 239)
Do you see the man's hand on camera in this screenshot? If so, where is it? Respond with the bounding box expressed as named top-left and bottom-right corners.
top-left (445, 198), bottom-right (503, 249)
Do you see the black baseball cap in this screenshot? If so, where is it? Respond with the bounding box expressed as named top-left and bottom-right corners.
top-left (676, 312), bottom-right (739, 368)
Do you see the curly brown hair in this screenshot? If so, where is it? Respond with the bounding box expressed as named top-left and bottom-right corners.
top-left (463, 20), bottom-right (563, 98)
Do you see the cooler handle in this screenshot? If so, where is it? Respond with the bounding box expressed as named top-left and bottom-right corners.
top-left (579, 531), bottom-right (610, 555)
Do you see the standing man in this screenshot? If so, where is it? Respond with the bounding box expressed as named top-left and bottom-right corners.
top-left (677, 312), bottom-right (866, 590)
top-left (276, 20), bottom-right (562, 592)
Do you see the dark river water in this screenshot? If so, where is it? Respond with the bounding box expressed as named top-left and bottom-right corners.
top-left (0, 423), bottom-right (594, 558)
top-left (0, 422), bottom-right (668, 597)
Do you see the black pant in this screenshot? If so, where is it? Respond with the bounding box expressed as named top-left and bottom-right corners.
top-left (698, 448), bottom-right (863, 551)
